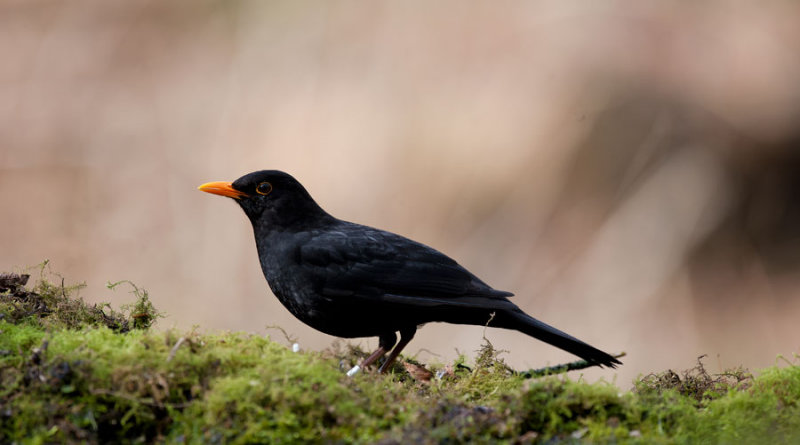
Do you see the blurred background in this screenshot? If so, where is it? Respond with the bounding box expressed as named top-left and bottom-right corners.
top-left (2, 1), bottom-right (800, 385)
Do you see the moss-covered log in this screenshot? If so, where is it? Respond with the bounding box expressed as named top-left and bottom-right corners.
top-left (2, 267), bottom-right (799, 443)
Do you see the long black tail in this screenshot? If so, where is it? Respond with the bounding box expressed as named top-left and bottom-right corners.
top-left (493, 309), bottom-right (621, 368)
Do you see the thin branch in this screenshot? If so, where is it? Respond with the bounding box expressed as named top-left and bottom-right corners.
top-left (517, 352), bottom-right (627, 378)
top-left (166, 337), bottom-right (186, 363)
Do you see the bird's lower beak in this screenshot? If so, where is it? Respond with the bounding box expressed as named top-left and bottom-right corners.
top-left (198, 181), bottom-right (248, 199)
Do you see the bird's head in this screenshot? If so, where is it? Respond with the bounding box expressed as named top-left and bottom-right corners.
top-left (198, 170), bottom-right (328, 228)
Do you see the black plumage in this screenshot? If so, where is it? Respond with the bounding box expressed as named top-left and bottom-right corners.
top-left (199, 170), bottom-right (621, 373)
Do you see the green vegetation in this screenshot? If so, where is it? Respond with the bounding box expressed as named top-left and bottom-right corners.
top-left (2, 265), bottom-right (799, 443)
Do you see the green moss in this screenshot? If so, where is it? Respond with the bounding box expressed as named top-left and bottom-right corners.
top-left (3, 266), bottom-right (800, 443)
top-left (0, 262), bottom-right (160, 332)
top-left (677, 363), bottom-right (800, 443)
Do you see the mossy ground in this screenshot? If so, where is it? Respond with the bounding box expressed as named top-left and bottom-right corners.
top-left (2, 266), bottom-right (799, 444)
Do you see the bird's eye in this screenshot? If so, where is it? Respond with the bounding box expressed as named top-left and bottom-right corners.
top-left (256, 181), bottom-right (273, 196)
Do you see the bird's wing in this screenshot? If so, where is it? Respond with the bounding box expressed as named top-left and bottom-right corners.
top-left (298, 224), bottom-right (513, 304)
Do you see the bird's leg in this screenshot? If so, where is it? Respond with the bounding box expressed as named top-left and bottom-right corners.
top-left (347, 332), bottom-right (396, 376)
top-left (377, 327), bottom-right (417, 373)
top-left (360, 332), bottom-right (397, 368)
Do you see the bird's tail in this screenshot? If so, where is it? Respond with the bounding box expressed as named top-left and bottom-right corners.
top-left (493, 309), bottom-right (621, 368)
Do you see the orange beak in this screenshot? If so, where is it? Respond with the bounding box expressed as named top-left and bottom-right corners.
top-left (197, 181), bottom-right (249, 200)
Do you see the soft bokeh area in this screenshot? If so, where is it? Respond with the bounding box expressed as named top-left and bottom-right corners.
top-left (3, 1), bottom-right (800, 385)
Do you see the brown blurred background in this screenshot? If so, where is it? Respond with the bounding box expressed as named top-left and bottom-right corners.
top-left (3, 1), bottom-right (800, 385)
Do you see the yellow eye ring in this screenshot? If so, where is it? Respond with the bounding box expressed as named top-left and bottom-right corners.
top-left (256, 182), bottom-right (273, 196)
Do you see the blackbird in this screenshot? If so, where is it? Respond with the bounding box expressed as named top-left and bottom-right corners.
top-left (199, 170), bottom-right (621, 373)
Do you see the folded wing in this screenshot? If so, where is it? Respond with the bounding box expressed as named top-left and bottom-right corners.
top-left (298, 223), bottom-right (513, 305)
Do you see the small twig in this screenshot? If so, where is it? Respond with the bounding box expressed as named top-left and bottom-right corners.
top-left (481, 312), bottom-right (497, 340)
top-left (776, 354), bottom-right (795, 367)
top-left (166, 337), bottom-right (186, 363)
top-left (414, 348), bottom-right (442, 359)
top-left (517, 352), bottom-right (627, 378)
top-left (264, 324), bottom-right (298, 345)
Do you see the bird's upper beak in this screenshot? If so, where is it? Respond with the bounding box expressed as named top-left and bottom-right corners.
top-left (197, 181), bottom-right (249, 200)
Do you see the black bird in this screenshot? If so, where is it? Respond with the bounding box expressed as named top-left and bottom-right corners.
top-left (199, 170), bottom-right (621, 373)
